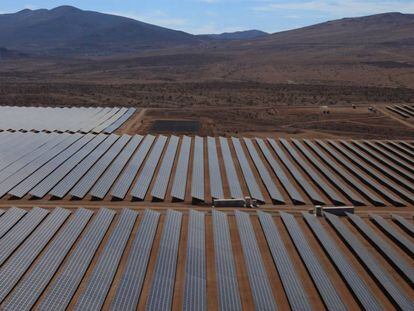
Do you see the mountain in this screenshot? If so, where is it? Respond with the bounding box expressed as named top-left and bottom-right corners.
top-left (251, 12), bottom-right (414, 47)
top-left (201, 30), bottom-right (268, 40)
top-left (0, 6), bottom-right (199, 56)
top-left (0, 47), bottom-right (27, 59)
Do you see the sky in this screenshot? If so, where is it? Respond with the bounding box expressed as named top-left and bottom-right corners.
top-left (1, 0), bottom-right (414, 34)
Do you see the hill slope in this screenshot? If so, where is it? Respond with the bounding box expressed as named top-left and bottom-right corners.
top-left (0, 6), bottom-right (198, 56)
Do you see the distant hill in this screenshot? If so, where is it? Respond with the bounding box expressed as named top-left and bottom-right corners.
top-left (253, 12), bottom-right (414, 46)
top-left (201, 30), bottom-right (268, 40)
top-left (0, 6), bottom-right (199, 56)
top-left (0, 47), bottom-right (27, 59)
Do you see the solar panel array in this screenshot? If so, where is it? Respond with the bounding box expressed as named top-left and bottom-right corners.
top-left (0, 207), bottom-right (412, 310)
top-left (0, 106), bottom-right (136, 133)
top-left (0, 132), bottom-right (414, 207)
top-left (386, 105), bottom-right (414, 119)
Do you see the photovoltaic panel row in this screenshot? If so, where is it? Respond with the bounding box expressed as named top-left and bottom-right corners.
top-left (280, 212), bottom-right (346, 311)
top-left (391, 214), bottom-right (414, 237)
top-left (0, 106), bottom-right (134, 133)
top-left (0, 207), bottom-right (26, 239)
top-left (151, 135), bottom-right (179, 201)
top-left (75, 209), bottom-right (137, 311)
top-left (50, 134), bottom-right (119, 198)
top-left (0, 207), bottom-right (49, 266)
top-left (2, 208), bottom-right (93, 311)
top-left (110, 209), bottom-right (160, 311)
top-left (258, 211), bottom-right (310, 310)
top-left (70, 134), bottom-right (132, 199)
top-left (171, 135), bottom-right (191, 201)
top-left (212, 210), bottom-right (242, 310)
top-left (111, 135), bottom-right (156, 200)
top-left (347, 213), bottom-right (413, 285)
top-left (235, 210), bottom-right (277, 310)
top-left (342, 141), bottom-right (414, 191)
top-left (9, 133), bottom-right (96, 198)
top-left (244, 138), bottom-right (284, 204)
top-left (385, 141), bottom-right (414, 163)
top-left (280, 139), bottom-right (346, 206)
top-left (207, 137), bottom-right (224, 199)
top-left (291, 139), bottom-right (364, 206)
top-left (0, 207), bottom-right (70, 303)
top-left (256, 138), bottom-right (305, 205)
top-left (38, 208), bottom-right (115, 311)
top-left (219, 137), bottom-right (243, 199)
top-left (303, 140), bottom-right (385, 206)
top-left (330, 141), bottom-right (414, 204)
top-left (302, 212), bottom-right (382, 310)
top-left (146, 210), bottom-right (182, 310)
top-left (316, 140), bottom-right (405, 206)
top-left (370, 214), bottom-right (413, 257)
top-left (90, 135), bottom-right (143, 199)
top-left (324, 212), bottom-right (412, 310)
top-left (183, 210), bottom-right (207, 311)
top-left (268, 138), bottom-right (325, 205)
top-left (232, 137), bottom-right (265, 203)
top-left (131, 135), bottom-right (168, 200)
top-left (191, 136), bottom-right (205, 202)
top-left (104, 108), bottom-right (136, 133)
top-left (29, 134), bottom-right (107, 198)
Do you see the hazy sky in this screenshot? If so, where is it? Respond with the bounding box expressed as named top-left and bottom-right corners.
top-left (1, 1), bottom-right (414, 34)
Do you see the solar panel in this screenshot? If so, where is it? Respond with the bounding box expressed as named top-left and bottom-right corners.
top-left (151, 136), bottom-right (179, 201)
top-left (268, 138), bottom-right (325, 205)
top-left (212, 210), bottom-right (242, 310)
top-left (316, 140), bottom-right (405, 206)
top-left (110, 209), bottom-right (160, 311)
top-left (70, 135), bottom-right (132, 199)
top-left (291, 139), bottom-right (365, 206)
top-left (74, 209), bottom-right (137, 311)
top-left (0, 207), bottom-right (49, 266)
top-left (191, 136), bottom-right (205, 202)
top-left (29, 134), bottom-right (108, 198)
top-left (131, 135), bottom-right (168, 200)
top-left (280, 212), bottom-right (346, 311)
top-left (280, 139), bottom-right (346, 206)
top-left (207, 137), bottom-right (224, 199)
top-left (183, 210), bottom-right (207, 311)
top-left (363, 141), bottom-right (414, 174)
top-left (2, 208), bottom-right (93, 311)
top-left (302, 212), bottom-right (382, 310)
top-left (384, 141), bottom-right (414, 163)
top-left (324, 212), bottom-right (412, 310)
top-left (9, 134), bottom-right (95, 198)
top-left (146, 210), bottom-right (182, 311)
top-left (231, 137), bottom-right (265, 203)
top-left (244, 138), bottom-right (284, 204)
top-left (235, 210), bottom-right (277, 310)
top-left (0, 134), bottom-right (80, 187)
top-left (219, 137), bottom-right (243, 199)
top-left (370, 214), bottom-right (413, 257)
top-left (256, 138), bottom-right (305, 205)
top-left (111, 135), bottom-right (155, 200)
top-left (50, 134), bottom-right (119, 198)
top-left (104, 108), bottom-right (136, 133)
top-left (343, 140), bottom-right (414, 191)
top-left (171, 136), bottom-right (191, 201)
top-left (303, 140), bottom-right (385, 206)
top-left (391, 214), bottom-right (414, 237)
top-left (90, 135), bottom-right (143, 199)
top-left (330, 140), bottom-right (414, 205)
top-left (38, 208), bottom-right (115, 311)
top-left (347, 213), bottom-right (413, 285)
top-left (0, 207), bottom-right (70, 303)
top-left (257, 211), bottom-right (310, 310)
top-left (0, 207), bottom-right (26, 239)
